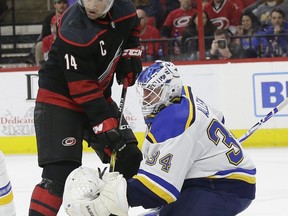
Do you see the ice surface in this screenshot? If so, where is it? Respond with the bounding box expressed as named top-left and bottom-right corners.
top-left (5, 148), bottom-right (288, 216)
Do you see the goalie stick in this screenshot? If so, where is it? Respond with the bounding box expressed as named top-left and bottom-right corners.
top-left (109, 77), bottom-right (129, 172)
top-left (238, 97), bottom-right (288, 143)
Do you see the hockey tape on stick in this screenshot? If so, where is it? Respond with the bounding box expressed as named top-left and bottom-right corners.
top-left (238, 97), bottom-right (288, 143)
top-left (109, 77), bottom-right (129, 172)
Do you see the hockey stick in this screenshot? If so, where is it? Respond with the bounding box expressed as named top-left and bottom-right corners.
top-left (238, 97), bottom-right (288, 143)
top-left (109, 77), bottom-right (129, 172)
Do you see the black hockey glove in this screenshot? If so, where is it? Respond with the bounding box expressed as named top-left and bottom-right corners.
top-left (115, 143), bottom-right (142, 179)
top-left (93, 118), bottom-right (126, 154)
top-left (116, 48), bottom-right (143, 86)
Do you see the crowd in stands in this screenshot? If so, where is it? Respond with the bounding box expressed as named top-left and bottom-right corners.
top-left (34, 0), bottom-right (68, 66)
top-left (35, 0), bottom-right (288, 64)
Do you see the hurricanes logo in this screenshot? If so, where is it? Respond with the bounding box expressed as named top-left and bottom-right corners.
top-left (62, 137), bottom-right (77, 146)
top-left (210, 17), bottom-right (230, 30)
top-left (173, 16), bottom-right (191, 28)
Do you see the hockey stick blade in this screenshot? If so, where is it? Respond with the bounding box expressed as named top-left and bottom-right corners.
top-left (109, 78), bottom-right (129, 172)
top-left (238, 97), bottom-right (288, 143)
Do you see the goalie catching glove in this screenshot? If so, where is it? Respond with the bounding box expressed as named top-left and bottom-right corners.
top-left (116, 48), bottom-right (143, 86)
top-left (63, 167), bottom-right (129, 216)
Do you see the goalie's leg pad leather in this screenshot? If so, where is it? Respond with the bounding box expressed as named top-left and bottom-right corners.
top-left (29, 178), bottom-right (63, 216)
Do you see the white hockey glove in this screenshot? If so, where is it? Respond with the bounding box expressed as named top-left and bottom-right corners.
top-left (100, 172), bottom-right (129, 216)
top-left (63, 167), bottom-right (129, 216)
top-left (63, 167), bottom-right (108, 216)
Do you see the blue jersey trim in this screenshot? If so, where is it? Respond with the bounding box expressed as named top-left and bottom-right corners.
top-left (138, 169), bottom-right (180, 198)
top-left (215, 168), bottom-right (256, 176)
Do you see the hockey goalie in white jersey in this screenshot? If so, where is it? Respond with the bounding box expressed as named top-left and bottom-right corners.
top-left (63, 60), bottom-right (256, 216)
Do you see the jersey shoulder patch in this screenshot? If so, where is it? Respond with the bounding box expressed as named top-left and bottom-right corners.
top-left (147, 86), bottom-right (196, 143)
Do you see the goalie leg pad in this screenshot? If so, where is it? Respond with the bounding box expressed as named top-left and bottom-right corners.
top-left (0, 151), bottom-right (16, 216)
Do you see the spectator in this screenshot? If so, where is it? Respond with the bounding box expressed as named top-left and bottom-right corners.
top-left (34, 0), bottom-right (68, 66)
top-left (252, 0), bottom-right (288, 27)
top-left (208, 28), bottom-right (246, 59)
top-left (161, 0), bottom-right (196, 38)
top-left (181, 11), bottom-right (217, 60)
top-left (134, 0), bottom-right (164, 28)
top-left (204, 0), bottom-right (242, 35)
top-left (163, 0), bottom-right (180, 19)
top-left (161, 0), bottom-right (196, 58)
top-left (42, 15), bottom-right (58, 61)
top-left (137, 9), bottom-right (161, 62)
top-left (261, 8), bottom-right (288, 57)
top-left (234, 11), bottom-right (262, 57)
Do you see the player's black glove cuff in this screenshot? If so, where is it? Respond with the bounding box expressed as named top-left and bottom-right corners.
top-left (116, 48), bottom-right (143, 86)
top-left (97, 127), bottom-right (126, 153)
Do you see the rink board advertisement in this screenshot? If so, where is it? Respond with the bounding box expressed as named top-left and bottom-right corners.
top-left (0, 61), bottom-right (288, 153)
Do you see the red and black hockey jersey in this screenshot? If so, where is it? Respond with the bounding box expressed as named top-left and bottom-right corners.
top-left (36, 0), bottom-right (141, 126)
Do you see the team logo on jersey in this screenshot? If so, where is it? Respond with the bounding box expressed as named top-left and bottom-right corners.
top-left (173, 16), bottom-right (191, 28)
top-left (210, 17), bottom-right (229, 30)
top-left (62, 137), bottom-right (77, 146)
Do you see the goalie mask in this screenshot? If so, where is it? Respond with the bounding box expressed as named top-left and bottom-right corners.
top-left (136, 60), bottom-right (183, 118)
top-left (78, 0), bottom-right (114, 19)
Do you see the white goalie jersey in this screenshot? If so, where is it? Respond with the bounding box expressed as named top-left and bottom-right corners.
top-left (127, 86), bottom-right (256, 208)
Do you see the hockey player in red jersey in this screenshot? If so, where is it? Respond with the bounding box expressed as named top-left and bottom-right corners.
top-left (28, 0), bottom-right (143, 215)
top-left (62, 61), bottom-right (256, 216)
top-left (204, 0), bottom-right (242, 34)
